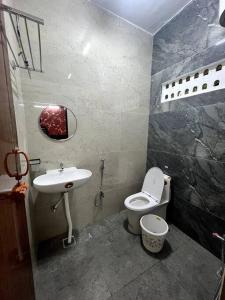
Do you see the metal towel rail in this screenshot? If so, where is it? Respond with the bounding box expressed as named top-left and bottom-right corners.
top-left (0, 4), bottom-right (44, 77)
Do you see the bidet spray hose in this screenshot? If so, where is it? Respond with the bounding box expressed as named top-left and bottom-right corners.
top-left (100, 159), bottom-right (104, 188)
top-left (95, 160), bottom-right (105, 207)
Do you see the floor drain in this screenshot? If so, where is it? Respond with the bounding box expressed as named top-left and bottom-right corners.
top-left (62, 235), bottom-right (76, 248)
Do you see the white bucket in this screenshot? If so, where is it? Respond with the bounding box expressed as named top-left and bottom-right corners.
top-left (140, 214), bottom-right (169, 253)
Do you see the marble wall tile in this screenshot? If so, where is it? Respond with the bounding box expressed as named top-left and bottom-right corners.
top-left (147, 150), bottom-right (225, 222)
top-left (147, 149), bottom-right (225, 256)
top-left (92, 183), bottom-right (140, 224)
top-left (152, 0), bottom-right (225, 75)
top-left (34, 193), bottom-right (68, 241)
top-left (121, 112), bottom-right (149, 152)
top-left (100, 150), bottom-right (146, 190)
top-left (170, 196), bottom-right (225, 258)
top-left (147, 0), bottom-right (225, 257)
top-left (150, 41), bottom-right (225, 114)
top-left (14, 0), bottom-right (152, 242)
top-left (148, 102), bottom-right (225, 162)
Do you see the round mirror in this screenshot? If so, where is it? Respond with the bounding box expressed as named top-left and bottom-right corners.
top-left (39, 105), bottom-right (77, 141)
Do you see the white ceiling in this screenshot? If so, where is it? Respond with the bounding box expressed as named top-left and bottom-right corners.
top-left (91, 0), bottom-right (192, 35)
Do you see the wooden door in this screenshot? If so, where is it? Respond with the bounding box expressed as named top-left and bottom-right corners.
top-left (0, 191), bottom-right (35, 300)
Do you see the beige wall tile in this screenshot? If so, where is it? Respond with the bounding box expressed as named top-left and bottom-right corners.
top-left (13, 0), bottom-right (152, 241)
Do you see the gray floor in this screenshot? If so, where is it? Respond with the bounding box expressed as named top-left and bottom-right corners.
top-left (34, 210), bottom-right (221, 300)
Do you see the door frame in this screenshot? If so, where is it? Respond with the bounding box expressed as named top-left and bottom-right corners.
top-left (0, 0), bottom-right (18, 175)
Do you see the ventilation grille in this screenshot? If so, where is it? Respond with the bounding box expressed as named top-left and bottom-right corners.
top-left (161, 60), bottom-right (225, 103)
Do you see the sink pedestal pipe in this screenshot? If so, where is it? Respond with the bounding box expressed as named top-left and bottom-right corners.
top-left (62, 192), bottom-right (75, 248)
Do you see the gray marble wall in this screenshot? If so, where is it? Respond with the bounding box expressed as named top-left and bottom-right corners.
top-left (148, 0), bottom-right (225, 257)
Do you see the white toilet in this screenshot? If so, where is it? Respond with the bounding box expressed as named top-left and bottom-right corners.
top-left (124, 167), bottom-right (171, 234)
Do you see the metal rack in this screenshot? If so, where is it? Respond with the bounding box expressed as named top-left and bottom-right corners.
top-left (0, 4), bottom-right (44, 76)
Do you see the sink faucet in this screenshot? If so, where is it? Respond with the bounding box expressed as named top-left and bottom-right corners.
top-left (59, 162), bottom-right (64, 172)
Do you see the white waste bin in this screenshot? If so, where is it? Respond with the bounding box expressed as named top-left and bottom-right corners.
top-left (140, 214), bottom-right (169, 253)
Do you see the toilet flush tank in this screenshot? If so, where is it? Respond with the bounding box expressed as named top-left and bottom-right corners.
top-left (219, 0), bottom-right (225, 27)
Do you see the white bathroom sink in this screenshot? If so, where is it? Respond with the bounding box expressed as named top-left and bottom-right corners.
top-left (33, 167), bottom-right (92, 193)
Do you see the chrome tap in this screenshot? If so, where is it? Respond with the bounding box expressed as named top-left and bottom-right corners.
top-left (59, 162), bottom-right (64, 172)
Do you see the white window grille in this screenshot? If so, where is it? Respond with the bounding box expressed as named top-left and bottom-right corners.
top-left (161, 60), bottom-right (225, 103)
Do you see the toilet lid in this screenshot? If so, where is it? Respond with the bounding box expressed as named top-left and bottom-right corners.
top-left (142, 167), bottom-right (164, 203)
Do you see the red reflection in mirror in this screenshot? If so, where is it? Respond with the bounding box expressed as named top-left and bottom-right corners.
top-left (40, 105), bottom-right (68, 140)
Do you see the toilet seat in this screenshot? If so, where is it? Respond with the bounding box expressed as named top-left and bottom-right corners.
top-left (142, 167), bottom-right (164, 204)
top-left (124, 167), bottom-right (165, 212)
top-left (124, 192), bottom-right (158, 212)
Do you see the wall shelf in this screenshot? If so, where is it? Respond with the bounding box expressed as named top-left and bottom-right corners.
top-left (161, 59), bottom-right (225, 103)
top-left (0, 4), bottom-right (44, 77)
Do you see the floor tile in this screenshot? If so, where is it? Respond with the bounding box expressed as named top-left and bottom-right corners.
top-left (162, 236), bottom-right (221, 300)
top-left (98, 242), bottom-right (158, 294)
top-left (104, 209), bottom-right (128, 231)
top-left (109, 262), bottom-right (193, 300)
top-left (37, 236), bottom-right (111, 300)
top-left (97, 225), bottom-right (162, 293)
top-left (166, 223), bottom-right (193, 251)
top-left (34, 212), bottom-right (221, 300)
top-left (78, 223), bottom-right (109, 243)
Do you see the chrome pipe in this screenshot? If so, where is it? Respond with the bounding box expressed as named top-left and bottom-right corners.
top-left (18, 65), bottom-right (42, 72)
top-left (1, 4), bottom-right (44, 25)
top-left (9, 13), bottom-right (28, 68)
top-left (37, 23), bottom-right (42, 72)
top-left (1, 4), bottom-right (44, 74)
top-left (0, 27), bottom-right (19, 67)
top-left (24, 18), bottom-right (34, 70)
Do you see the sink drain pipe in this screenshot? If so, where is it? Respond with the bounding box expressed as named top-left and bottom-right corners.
top-left (51, 193), bottom-right (64, 213)
top-left (64, 192), bottom-right (73, 244)
top-left (50, 192), bottom-right (74, 247)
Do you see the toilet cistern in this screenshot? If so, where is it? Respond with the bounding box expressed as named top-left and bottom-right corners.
top-left (33, 166), bottom-right (92, 247)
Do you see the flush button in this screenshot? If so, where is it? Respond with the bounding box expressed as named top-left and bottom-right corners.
top-left (65, 182), bottom-right (73, 189)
